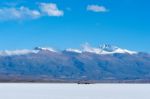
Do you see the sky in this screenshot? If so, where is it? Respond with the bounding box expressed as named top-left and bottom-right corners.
top-left (0, 0), bottom-right (149, 52)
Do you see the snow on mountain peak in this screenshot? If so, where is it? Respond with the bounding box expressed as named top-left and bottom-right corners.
top-left (81, 43), bottom-right (137, 55)
top-left (0, 44), bottom-right (138, 56)
top-left (65, 48), bottom-right (82, 53)
top-left (82, 43), bottom-right (102, 54)
top-left (34, 47), bottom-right (57, 52)
top-left (0, 49), bottom-right (36, 56)
top-left (99, 44), bottom-right (119, 52)
top-left (99, 44), bottom-right (137, 54)
top-left (0, 47), bottom-right (57, 56)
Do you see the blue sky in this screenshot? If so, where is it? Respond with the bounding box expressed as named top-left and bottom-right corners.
top-left (0, 0), bottom-right (149, 52)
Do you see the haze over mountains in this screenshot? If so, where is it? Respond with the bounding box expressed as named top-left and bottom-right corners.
top-left (0, 44), bottom-right (150, 83)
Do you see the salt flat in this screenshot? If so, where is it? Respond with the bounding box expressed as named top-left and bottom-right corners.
top-left (0, 83), bottom-right (150, 99)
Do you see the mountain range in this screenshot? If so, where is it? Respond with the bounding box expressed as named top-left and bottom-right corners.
top-left (0, 44), bottom-right (150, 83)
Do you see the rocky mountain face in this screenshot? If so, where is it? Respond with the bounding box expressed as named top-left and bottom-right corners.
top-left (0, 44), bottom-right (150, 83)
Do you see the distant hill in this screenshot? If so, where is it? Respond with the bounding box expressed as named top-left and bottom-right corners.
top-left (0, 44), bottom-right (150, 83)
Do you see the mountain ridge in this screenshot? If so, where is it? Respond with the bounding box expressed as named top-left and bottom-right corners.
top-left (0, 44), bottom-right (139, 56)
top-left (0, 44), bottom-right (149, 83)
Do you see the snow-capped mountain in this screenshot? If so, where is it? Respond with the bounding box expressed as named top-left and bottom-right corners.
top-left (0, 44), bottom-right (138, 56)
top-left (0, 44), bottom-right (149, 83)
top-left (65, 44), bottom-right (138, 55)
top-left (98, 44), bottom-right (137, 54)
top-left (0, 47), bottom-right (57, 56)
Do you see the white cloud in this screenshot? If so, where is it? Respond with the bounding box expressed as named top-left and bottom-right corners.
top-left (0, 3), bottom-right (64, 21)
top-left (0, 6), bottom-right (41, 20)
top-left (39, 3), bottom-right (64, 17)
top-left (87, 5), bottom-right (108, 12)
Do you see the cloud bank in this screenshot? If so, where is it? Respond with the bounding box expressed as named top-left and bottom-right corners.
top-left (0, 6), bottom-right (41, 20)
top-left (0, 3), bottom-right (64, 21)
top-left (0, 3), bottom-right (109, 21)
